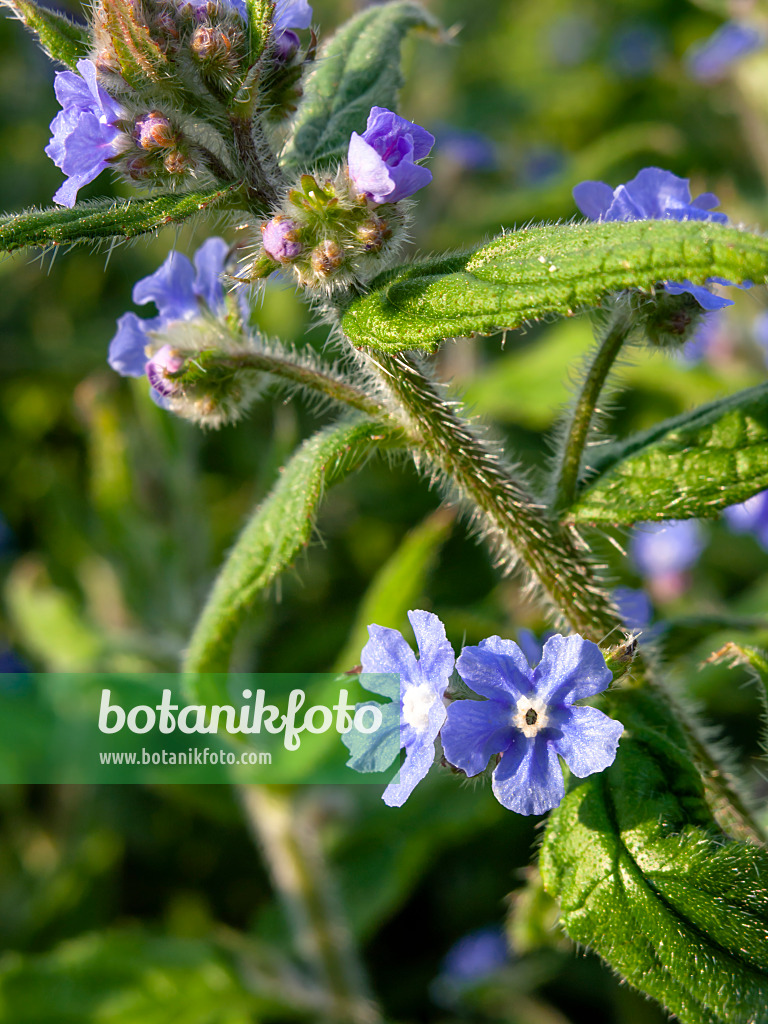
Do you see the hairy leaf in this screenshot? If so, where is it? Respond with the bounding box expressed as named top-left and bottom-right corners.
top-left (183, 418), bottom-right (400, 674)
top-left (0, 188), bottom-right (239, 254)
top-left (540, 687), bottom-right (768, 1024)
top-left (1, 0), bottom-right (90, 69)
top-left (566, 382), bottom-right (768, 524)
top-left (341, 221), bottom-right (768, 351)
top-left (281, 0), bottom-right (438, 172)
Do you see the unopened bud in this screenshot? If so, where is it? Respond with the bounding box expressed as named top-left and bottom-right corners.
top-left (261, 216), bottom-right (303, 262)
top-left (357, 216), bottom-right (391, 253)
top-left (191, 24), bottom-right (232, 58)
top-left (123, 154), bottom-right (156, 180)
top-left (163, 150), bottom-right (190, 175)
top-left (146, 345), bottom-right (184, 397)
top-left (135, 111), bottom-right (176, 150)
top-left (310, 239), bottom-right (344, 277)
top-left (273, 27), bottom-right (300, 62)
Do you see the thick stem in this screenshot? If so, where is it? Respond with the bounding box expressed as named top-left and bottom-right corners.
top-left (230, 111), bottom-right (284, 209)
top-left (239, 785), bottom-right (382, 1024)
top-left (553, 305), bottom-right (634, 512)
top-left (361, 348), bottom-right (620, 640)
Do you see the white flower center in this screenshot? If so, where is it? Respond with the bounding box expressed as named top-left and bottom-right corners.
top-left (511, 695), bottom-right (549, 738)
top-left (402, 682), bottom-right (437, 733)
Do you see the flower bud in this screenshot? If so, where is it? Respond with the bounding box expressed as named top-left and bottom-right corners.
top-left (163, 150), bottom-right (191, 175)
top-left (310, 239), bottom-right (344, 277)
top-left (261, 216), bottom-right (303, 262)
top-left (273, 27), bottom-right (300, 62)
top-left (356, 216), bottom-right (391, 253)
top-left (146, 345), bottom-right (184, 397)
top-left (135, 111), bottom-right (176, 150)
top-left (191, 23), bottom-right (232, 58)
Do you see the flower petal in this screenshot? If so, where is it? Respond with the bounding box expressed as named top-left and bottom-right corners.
top-left (548, 705), bottom-right (624, 777)
top-left (572, 180), bottom-right (615, 220)
top-left (491, 736), bottom-right (564, 815)
top-left (383, 732), bottom-right (436, 806)
top-left (108, 312), bottom-right (151, 377)
top-left (408, 609), bottom-right (454, 695)
top-left (133, 250), bottom-right (198, 320)
top-left (532, 634), bottom-right (612, 705)
top-left (456, 636), bottom-right (532, 703)
top-left (193, 237), bottom-right (228, 312)
top-left (361, 624), bottom-right (417, 690)
top-left (348, 131), bottom-right (396, 202)
top-left (441, 698), bottom-right (512, 777)
top-left (343, 700), bottom-right (401, 773)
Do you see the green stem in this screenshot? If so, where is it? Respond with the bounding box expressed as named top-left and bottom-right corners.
top-left (360, 348), bottom-right (620, 640)
top-left (215, 351), bottom-right (384, 417)
top-left (239, 785), bottom-right (382, 1024)
top-left (553, 304), bottom-right (634, 512)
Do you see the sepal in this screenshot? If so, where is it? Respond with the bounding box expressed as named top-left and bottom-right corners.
top-left (0, 0), bottom-right (91, 69)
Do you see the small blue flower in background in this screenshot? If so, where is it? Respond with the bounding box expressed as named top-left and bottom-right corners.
top-left (108, 237), bottom-right (232, 403)
top-left (630, 519), bottom-right (705, 601)
top-left (573, 167), bottom-right (747, 311)
top-left (434, 125), bottom-right (497, 172)
top-left (753, 311), bottom-right (768, 367)
top-left (610, 24), bottom-right (664, 79)
top-left (343, 610), bottom-right (454, 807)
top-left (724, 491), bottom-right (768, 551)
top-left (45, 58), bottom-right (125, 208)
top-left (442, 634), bottom-right (623, 816)
top-left (431, 925), bottom-right (509, 1005)
top-left (348, 107), bottom-right (435, 204)
top-left (686, 22), bottom-right (763, 82)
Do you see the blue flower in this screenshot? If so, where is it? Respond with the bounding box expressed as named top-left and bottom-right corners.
top-left (346, 610), bottom-right (455, 807)
top-left (274, 0), bottom-right (312, 32)
top-left (45, 59), bottom-right (125, 207)
top-left (442, 634), bottom-right (623, 816)
top-left (108, 237), bottom-right (231, 403)
top-left (612, 585), bottom-right (653, 631)
top-left (348, 106), bottom-right (435, 204)
top-left (686, 22), bottom-right (763, 82)
top-left (724, 491), bottom-right (768, 551)
top-left (573, 167), bottom-right (747, 310)
top-left (431, 926), bottom-right (509, 1005)
top-left (630, 520), bottom-right (705, 579)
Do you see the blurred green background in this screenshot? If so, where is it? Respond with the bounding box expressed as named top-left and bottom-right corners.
top-left (1, 0), bottom-right (768, 1021)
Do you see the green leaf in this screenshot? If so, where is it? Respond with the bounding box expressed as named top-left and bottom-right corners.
top-left (566, 382), bottom-right (768, 524)
top-left (341, 220), bottom-right (768, 352)
top-left (0, 187), bottom-right (239, 254)
top-left (333, 507), bottom-right (453, 671)
top-left (0, 930), bottom-right (267, 1023)
top-left (281, 0), bottom-right (438, 172)
top-left (1, 0), bottom-right (90, 69)
top-left (539, 687), bottom-right (768, 1024)
top-left (183, 418), bottom-right (400, 674)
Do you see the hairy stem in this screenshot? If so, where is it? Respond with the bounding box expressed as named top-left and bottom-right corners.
top-left (240, 785), bottom-right (382, 1024)
top-left (553, 304), bottom-right (634, 512)
top-left (216, 350), bottom-right (384, 417)
top-left (231, 111), bottom-right (284, 208)
top-left (360, 347), bottom-right (620, 640)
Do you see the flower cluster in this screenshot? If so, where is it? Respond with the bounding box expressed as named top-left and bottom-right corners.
top-left (109, 238), bottom-right (260, 426)
top-left (47, 0), bottom-right (313, 205)
top-left (249, 106), bottom-right (434, 292)
top-left (573, 167), bottom-right (747, 313)
top-left (344, 612), bottom-right (623, 815)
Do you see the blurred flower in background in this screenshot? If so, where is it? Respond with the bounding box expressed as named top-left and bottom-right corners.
top-left (724, 491), bottom-right (768, 550)
top-left (630, 519), bottom-right (705, 601)
top-left (431, 925), bottom-right (509, 1006)
top-left (686, 21), bottom-right (763, 82)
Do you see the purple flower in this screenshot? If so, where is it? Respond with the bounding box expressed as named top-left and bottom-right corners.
top-left (573, 168), bottom-right (747, 310)
top-left (352, 610), bottom-right (455, 806)
top-left (261, 216), bottom-right (303, 262)
top-left (724, 491), bottom-right (768, 551)
top-left (274, 0), bottom-right (312, 31)
top-left (435, 125), bottom-right (497, 172)
top-left (630, 520), bottom-right (705, 578)
top-left (442, 634), bottom-right (623, 816)
top-left (686, 22), bottom-right (763, 82)
top-left (348, 106), bottom-right (434, 204)
top-left (146, 345), bottom-right (185, 397)
top-left (108, 237), bottom-right (230, 401)
top-left (45, 59), bottom-right (125, 207)
top-left (440, 927), bottom-right (508, 983)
